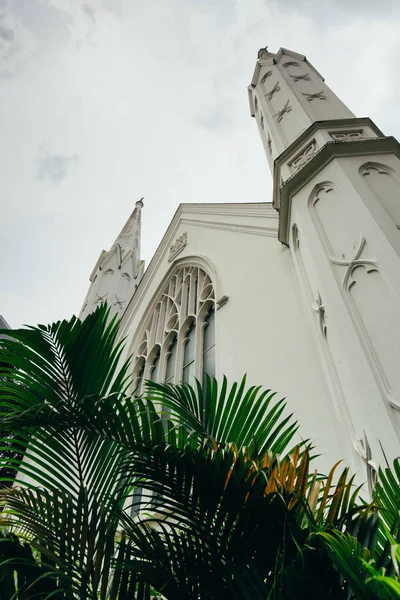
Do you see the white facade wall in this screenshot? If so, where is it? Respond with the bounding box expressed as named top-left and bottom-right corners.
top-left (118, 203), bottom-right (345, 473)
top-left (288, 153), bottom-right (400, 473)
top-left (79, 46), bottom-right (400, 485)
top-left (246, 46), bottom-right (400, 481)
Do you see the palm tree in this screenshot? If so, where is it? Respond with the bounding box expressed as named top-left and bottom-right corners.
top-left (0, 305), bottom-right (399, 599)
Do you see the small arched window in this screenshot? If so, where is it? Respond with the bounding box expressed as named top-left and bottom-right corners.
top-left (132, 264), bottom-right (215, 388)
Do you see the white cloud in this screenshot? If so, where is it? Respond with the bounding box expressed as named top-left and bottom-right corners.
top-left (0, 6), bottom-right (36, 76)
top-left (36, 145), bottom-right (80, 184)
top-left (1, 0), bottom-right (400, 328)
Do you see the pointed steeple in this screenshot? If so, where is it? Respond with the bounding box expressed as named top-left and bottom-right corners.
top-left (113, 197), bottom-right (144, 258)
top-left (79, 198), bottom-right (145, 320)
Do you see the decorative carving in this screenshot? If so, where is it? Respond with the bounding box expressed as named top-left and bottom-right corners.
top-left (133, 265), bottom-right (215, 385)
top-left (289, 140), bottom-right (316, 171)
top-left (266, 81), bottom-right (281, 101)
top-left (274, 99), bottom-right (292, 122)
top-left (331, 237), bottom-right (377, 290)
top-left (292, 223), bottom-right (357, 451)
top-left (260, 113), bottom-right (264, 129)
top-left (216, 295), bottom-right (229, 310)
top-left (258, 47), bottom-right (271, 60)
top-left (302, 91), bottom-right (326, 102)
top-left (313, 291), bottom-right (327, 337)
top-left (354, 433), bottom-right (378, 496)
top-left (169, 232), bottom-right (188, 262)
top-left (360, 162), bottom-right (400, 228)
top-left (330, 130), bottom-right (363, 141)
top-left (254, 96), bottom-right (258, 112)
top-left (95, 292), bottom-right (108, 304)
top-left (310, 182), bottom-right (400, 411)
top-left (311, 183), bottom-right (361, 261)
top-left (260, 70), bottom-right (272, 84)
top-left (282, 61), bottom-right (300, 68)
top-left (114, 297), bottom-right (125, 311)
top-left (267, 134), bottom-right (272, 154)
top-left (290, 73), bottom-right (311, 82)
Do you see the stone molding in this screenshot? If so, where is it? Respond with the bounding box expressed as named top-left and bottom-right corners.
top-left (277, 135), bottom-right (400, 245)
top-left (168, 231), bottom-right (187, 262)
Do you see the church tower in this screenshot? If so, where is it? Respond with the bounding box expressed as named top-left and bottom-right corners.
top-left (249, 47), bottom-right (400, 481)
top-left (80, 199), bottom-right (145, 320)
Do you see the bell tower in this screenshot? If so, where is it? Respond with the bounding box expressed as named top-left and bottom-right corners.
top-left (249, 47), bottom-right (400, 481)
top-left (80, 199), bottom-right (145, 320)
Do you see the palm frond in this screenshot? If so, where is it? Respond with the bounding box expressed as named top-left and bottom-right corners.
top-left (145, 375), bottom-right (299, 456)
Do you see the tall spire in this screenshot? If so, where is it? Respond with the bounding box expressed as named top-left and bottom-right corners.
top-left (114, 197), bottom-right (144, 258)
top-left (248, 45), bottom-right (400, 478)
top-left (248, 47), bottom-right (355, 175)
top-left (79, 198), bottom-right (145, 319)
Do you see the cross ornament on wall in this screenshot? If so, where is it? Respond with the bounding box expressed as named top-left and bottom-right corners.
top-left (266, 81), bottom-right (281, 101)
top-left (330, 237), bottom-right (377, 289)
top-left (274, 99), bottom-right (292, 122)
top-left (290, 73), bottom-right (311, 82)
top-left (302, 91), bottom-right (327, 102)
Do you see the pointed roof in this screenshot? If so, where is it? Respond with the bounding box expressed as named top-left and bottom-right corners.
top-left (113, 197), bottom-right (144, 254)
top-left (248, 46), bottom-right (324, 93)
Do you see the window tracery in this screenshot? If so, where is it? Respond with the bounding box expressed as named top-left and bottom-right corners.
top-left (132, 265), bottom-right (215, 387)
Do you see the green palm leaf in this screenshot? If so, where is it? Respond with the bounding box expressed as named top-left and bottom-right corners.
top-left (145, 375), bottom-right (299, 456)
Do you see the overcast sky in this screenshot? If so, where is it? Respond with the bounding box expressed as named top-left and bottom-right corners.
top-left (1, 0), bottom-right (400, 328)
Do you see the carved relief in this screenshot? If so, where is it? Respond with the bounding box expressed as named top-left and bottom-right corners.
top-left (330, 130), bottom-right (363, 141)
top-left (282, 61), bottom-right (300, 68)
top-left (260, 113), bottom-right (264, 129)
top-left (113, 297), bottom-right (125, 311)
top-left (290, 73), bottom-right (311, 82)
top-left (353, 434), bottom-right (377, 496)
top-left (331, 237), bottom-right (377, 289)
top-left (169, 232), bottom-right (188, 262)
top-left (267, 134), bottom-right (272, 154)
top-left (302, 91), bottom-right (326, 102)
top-left (258, 48), bottom-right (271, 60)
top-left (289, 140), bottom-right (316, 172)
top-left (311, 183), bottom-right (360, 261)
top-left (95, 292), bottom-right (108, 305)
top-left (274, 99), bottom-right (292, 122)
top-left (313, 291), bottom-right (327, 338)
top-left (115, 272), bottom-right (131, 310)
top-left (260, 70), bottom-right (272, 84)
top-left (292, 224), bottom-right (356, 445)
top-left (360, 162), bottom-right (400, 229)
top-left (310, 182), bottom-right (400, 410)
top-left (266, 81), bottom-right (281, 101)
top-left (96, 268), bottom-right (114, 303)
top-left (254, 96), bottom-right (258, 112)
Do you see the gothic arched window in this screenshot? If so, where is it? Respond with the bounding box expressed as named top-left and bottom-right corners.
top-left (132, 265), bottom-right (215, 388)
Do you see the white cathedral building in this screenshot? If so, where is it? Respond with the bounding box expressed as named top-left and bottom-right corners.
top-left (80, 46), bottom-right (400, 480)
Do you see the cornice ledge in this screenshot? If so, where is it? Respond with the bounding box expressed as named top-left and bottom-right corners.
top-left (182, 202), bottom-right (276, 218)
top-left (277, 135), bottom-right (400, 245)
top-left (180, 217), bottom-right (278, 237)
top-left (273, 117), bottom-right (385, 211)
